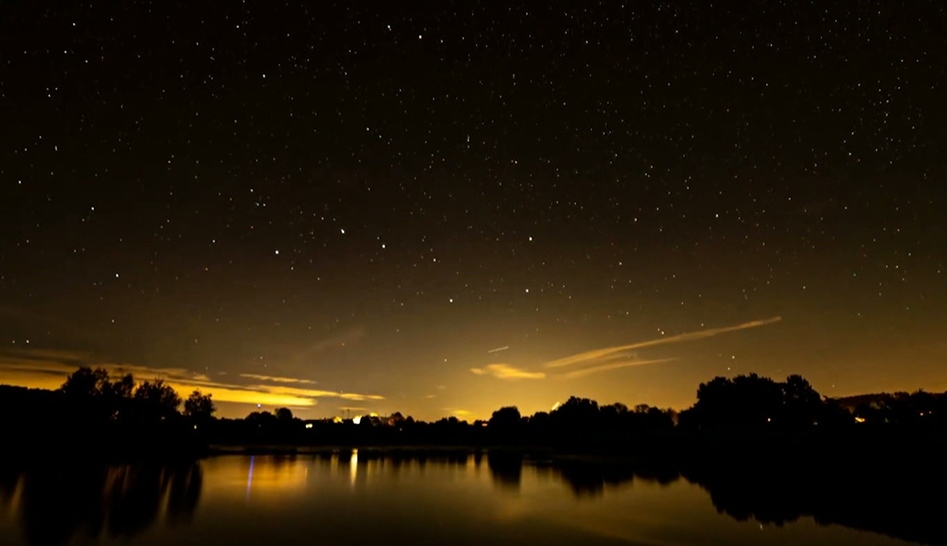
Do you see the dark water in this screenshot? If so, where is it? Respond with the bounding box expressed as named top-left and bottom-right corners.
top-left (0, 452), bottom-right (918, 546)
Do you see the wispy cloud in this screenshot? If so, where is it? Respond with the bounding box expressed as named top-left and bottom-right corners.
top-left (239, 373), bottom-right (317, 385)
top-left (293, 327), bottom-right (365, 360)
top-left (470, 363), bottom-right (545, 380)
top-left (0, 348), bottom-right (384, 407)
top-left (561, 358), bottom-right (677, 379)
top-left (243, 383), bottom-right (384, 401)
top-left (544, 317), bottom-right (782, 369)
top-left (443, 408), bottom-right (473, 418)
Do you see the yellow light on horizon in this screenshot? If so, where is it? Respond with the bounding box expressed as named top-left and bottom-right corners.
top-left (353, 415), bottom-right (362, 425)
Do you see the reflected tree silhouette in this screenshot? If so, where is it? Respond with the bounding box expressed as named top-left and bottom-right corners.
top-left (682, 447), bottom-right (947, 546)
top-left (487, 451), bottom-right (523, 490)
top-left (18, 465), bottom-right (108, 546)
top-left (7, 451), bottom-right (943, 546)
top-left (10, 461), bottom-right (203, 546)
top-left (552, 460), bottom-right (637, 497)
top-left (0, 467), bottom-right (19, 510)
top-left (166, 463), bottom-right (203, 526)
top-left (107, 465), bottom-right (169, 538)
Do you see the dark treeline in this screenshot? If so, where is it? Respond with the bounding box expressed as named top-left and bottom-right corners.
top-left (0, 367), bottom-right (212, 459)
top-left (2, 368), bottom-right (947, 459)
top-left (210, 372), bottom-right (947, 454)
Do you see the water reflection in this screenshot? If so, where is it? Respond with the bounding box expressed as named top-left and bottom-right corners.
top-left (0, 453), bottom-right (939, 546)
top-left (683, 462), bottom-right (944, 546)
top-left (486, 451), bottom-right (522, 490)
top-left (1, 460), bottom-right (201, 546)
top-left (350, 449), bottom-right (357, 485)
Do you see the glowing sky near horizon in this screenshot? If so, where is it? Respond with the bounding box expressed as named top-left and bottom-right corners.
top-left (1, 2), bottom-right (945, 419)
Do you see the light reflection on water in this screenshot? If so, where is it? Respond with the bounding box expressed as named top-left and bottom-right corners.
top-left (0, 452), bottom-right (921, 546)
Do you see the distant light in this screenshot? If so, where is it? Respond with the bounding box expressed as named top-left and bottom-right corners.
top-left (257, 403), bottom-right (262, 409)
top-left (551, 402), bottom-right (561, 411)
top-left (353, 416), bottom-right (362, 425)
top-left (193, 424), bottom-right (198, 430)
top-left (305, 423), bottom-right (313, 429)
top-left (855, 416), bottom-right (866, 423)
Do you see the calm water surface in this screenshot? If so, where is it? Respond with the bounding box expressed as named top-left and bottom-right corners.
top-left (0, 452), bottom-right (916, 546)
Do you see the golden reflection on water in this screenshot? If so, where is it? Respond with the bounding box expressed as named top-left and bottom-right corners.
top-left (0, 454), bottom-right (921, 546)
top-left (350, 449), bottom-right (358, 486)
top-left (236, 455), bottom-right (312, 500)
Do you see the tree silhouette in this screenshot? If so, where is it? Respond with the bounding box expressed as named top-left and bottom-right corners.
top-left (134, 380), bottom-right (181, 421)
top-left (686, 374), bottom-right (783, 429)
top-left (489, 406), bottom-right (521, 428)
top-left (782, 374), bottom-right (823, 428)
top-left (107, 373), bottom-right (136, 400)
top-left (59, 367), bottom-right (139, 422)
top-left (550, 396), bottom-right (600, 432)
top-left (275, 407), bottom-right (294, 421)
top-left (489, 406), bottom-right (521, 441)
top-left (60, 367), bottom-right (110, 398)
top-left (183, 390), bottom-right (215, 422)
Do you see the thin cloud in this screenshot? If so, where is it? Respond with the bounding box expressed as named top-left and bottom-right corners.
top-left (0, 347), bottom-right (94, 369)
top-left (444, 408), bottom-right (473, 418)
top-left (544, 317), bottom-right (782, 369)
top-left (0, 348), bottom-right (385, 407)
top-left (244, 383), bottom-right (385, 401)
top-left (470, 363), bottom-right (545, 380)
top-left (562, 358), bottom-right (677, 380)
top-left (239, 373), bottom-right (318, 385)
top-left (293, 327), bottom-right (366, 361)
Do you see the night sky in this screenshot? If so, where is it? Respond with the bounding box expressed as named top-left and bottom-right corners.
top-left (1, 2), bottom-right (945, 420)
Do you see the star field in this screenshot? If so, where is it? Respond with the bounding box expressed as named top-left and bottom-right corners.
top-left (1, 1), bottom-right (945, 419)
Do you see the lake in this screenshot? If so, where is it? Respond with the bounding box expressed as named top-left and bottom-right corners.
top-left (0, 451), bottom-right (921, 546)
